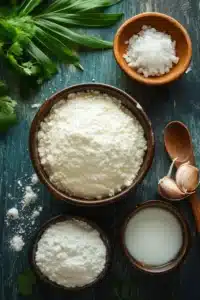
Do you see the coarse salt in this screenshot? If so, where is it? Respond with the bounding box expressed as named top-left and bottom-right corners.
top-left (123, 25), bottom-right (179, 77)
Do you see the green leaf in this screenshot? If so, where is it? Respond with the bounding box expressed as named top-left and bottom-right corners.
top-left (27, 41), bottom-right (57, 78)
top-left (41, 12), bottom-right (123, 27)
top-left (19, 0), bottom-right (42, 17)
top-left (0, 19), bottom-right (17, 43)
top-left (7, 52), bottom-right (39, 76)
top-left (34, 26), bottom-right (80, 63)
top-left (7, 16), bottom-right (35, 35)
top-left (0, 95), bottom-right (17, 132)
top-left (0, 81), bottom-right (8, 96)
top-left (8, 41), bottom-right (23, 57)
top-left (0, 0), bottom-right (122, 82)
top-left (45, 0), bottom-right (121, 13)
top-left (17, 269), bottom-right (36, 296)
top-left (22, 61), bottom-right (39, 75)
top-left (36, 19), bottom-right (113, 49)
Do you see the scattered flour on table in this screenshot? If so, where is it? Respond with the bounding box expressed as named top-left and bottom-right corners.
top-left (31, 173), bottom-right (39, 185)
top-left (7, 208), bottom-right (19, 220)
top-left (31, 103), bottom-right (41, 109)
top-left (31, 208), bottom-right (42, 219)
top-left (35, 219), bottom-right (107, 288)
top-left (6, 173), bottom-right (43, 252)
top-left (38, 91), bottom-right (147, 199)
top-left (10, 235), bottom-right (25, 252)
top-left (17, 180), bottom-right (22, 187)
top-left (22, 186), bottom-right (37, 208)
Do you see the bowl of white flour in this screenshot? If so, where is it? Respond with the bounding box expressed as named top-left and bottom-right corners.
top-left (31, 215), bottom-right (110, 290)
top-left (29, 83), bottom-right (154, 205)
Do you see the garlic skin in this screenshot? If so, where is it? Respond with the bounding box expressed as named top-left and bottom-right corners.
top-left (176, 162), bottom-right (199, 193)
top-left (158, 177), bottom-right (186, 200)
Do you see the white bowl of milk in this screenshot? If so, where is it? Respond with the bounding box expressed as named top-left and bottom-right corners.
top-left (122, 200), bottom-right (190, 274)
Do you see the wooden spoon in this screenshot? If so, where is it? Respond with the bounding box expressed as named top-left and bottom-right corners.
top-left (164, 121), bottom-right (200, 232)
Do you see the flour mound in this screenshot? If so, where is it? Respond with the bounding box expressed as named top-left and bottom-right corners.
top-left (10, 235), bottom-right (24, 252)
top-left (35, 219), bottom-right (106, 288)
top-left (38, 91), bottom-right (147, 199)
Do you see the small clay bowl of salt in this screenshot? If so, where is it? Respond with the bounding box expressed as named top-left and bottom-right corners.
top-left (122, 200), bottom-right (191, 274)
top-left (31, 215), bottom-right (111, 291)
top-left (114, 12), bottom-right (192, 85)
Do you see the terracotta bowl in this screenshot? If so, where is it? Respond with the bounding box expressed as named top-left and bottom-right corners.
top-left (114, 12), bottom-right (192, 85)
top-left (121, 200), bottom-right (191, 274)
top-left (29, 83), bottom-right (154, 206)
top-left (31, 215), bottom-right (111, 291)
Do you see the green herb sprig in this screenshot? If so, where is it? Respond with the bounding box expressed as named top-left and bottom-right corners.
top-left (0, 0), bottom-right (123, 82)
top-left (17, 268), bottom-right (36, 296)
top-left (0, 81), bottom-right (17, 131)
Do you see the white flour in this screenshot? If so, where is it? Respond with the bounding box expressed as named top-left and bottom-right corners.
top-left (35, 219), bottom-right (107, 288)
top-left (10, 235), bottom-right (25, 252)
top-left (31, 174), bottom-right (39, 185)
top-left (7, 208), bottom-right (19, 220)
top-left (6, 173), bottom-right (42, 252)
top-left (22, 186), bottom-right (38, 208)
top-left (38, 91), bottom-right (147, 199)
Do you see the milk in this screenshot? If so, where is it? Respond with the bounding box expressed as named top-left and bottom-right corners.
top-left (124, 207), bottom-right (183, 266)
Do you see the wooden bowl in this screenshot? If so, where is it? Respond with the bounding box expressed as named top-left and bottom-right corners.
top-left (114, 12), bottom-right (192, 85)
top-left (121, 200), bottom-right (191, 274)
top-left (29, 83), bottom-right (154, 206)
top-left (31, 215), bottom-right (111, 291)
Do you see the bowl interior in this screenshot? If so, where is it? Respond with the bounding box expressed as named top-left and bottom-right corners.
top-left (122, 200), bottom-right (190, 274)
top-left (31, 215), bottom-right (111, 290)
top-left (29, 84), bottom-right (154, 205)
top-left (114, 13), bottom-right (192, 85)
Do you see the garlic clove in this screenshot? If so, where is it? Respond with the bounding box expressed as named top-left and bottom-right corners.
top-left (176, 163), bottom-right (199, 193)
top-left (158, 176), bottom-right (187, 200)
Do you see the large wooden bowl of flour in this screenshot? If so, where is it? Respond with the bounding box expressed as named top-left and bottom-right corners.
top-left (29, 83), bottom-right (154, 206)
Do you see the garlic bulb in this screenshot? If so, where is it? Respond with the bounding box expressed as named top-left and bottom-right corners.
top-left (158, 177), bottom-right (186, 200)
top-left (176, 162), bottom-right (199, 193)
top-left (158, 158), bottom-right (191, 201)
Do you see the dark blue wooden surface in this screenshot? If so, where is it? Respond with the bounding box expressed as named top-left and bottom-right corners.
top-left (1, 0), bottom-right (200, 299)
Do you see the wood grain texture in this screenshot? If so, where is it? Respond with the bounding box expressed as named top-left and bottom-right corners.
top-left (1, 0), bottom-right (200, 299)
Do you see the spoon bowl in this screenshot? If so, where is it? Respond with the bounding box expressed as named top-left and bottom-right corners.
top-left (164, 121), bottom-right (193, 166)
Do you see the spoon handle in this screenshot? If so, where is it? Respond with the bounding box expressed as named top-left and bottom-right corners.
top-left (190, 193), bottom-right (200, 233)
top-left (187, 154), bottom-right (200, 232)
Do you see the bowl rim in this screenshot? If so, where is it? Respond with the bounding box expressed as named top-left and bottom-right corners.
top-left (113, 12), bottom-right (192, 86)
top-left (121, 200), bottom-right (191, 274)
top-left (29, 83), bottom-right (155, 206)
top-left (30, 214), bottom-right (111, 291)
